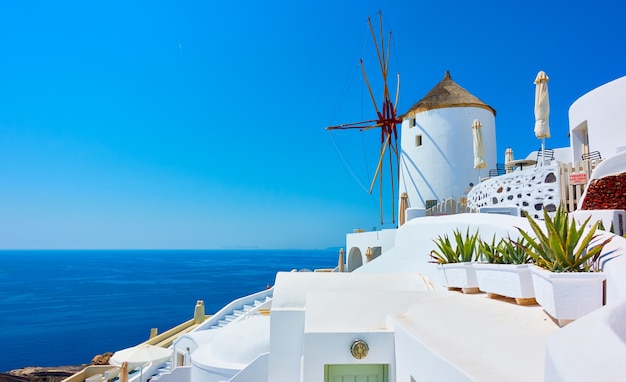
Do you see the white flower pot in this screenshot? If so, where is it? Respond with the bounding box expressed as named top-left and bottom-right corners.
top-left (530, 266), bottom-right (606, 326)
top-left (473, 263), bottom-right (535, 304)
top-left (438, 262), bottom-right (479, 293)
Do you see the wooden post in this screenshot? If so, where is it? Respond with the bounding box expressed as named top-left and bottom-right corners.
top-left (559, 159), bottom-right (601, 212)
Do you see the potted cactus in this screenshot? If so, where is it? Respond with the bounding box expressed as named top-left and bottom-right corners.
top-left (517, 205), bottom-right (614, 326)
top-left (473, 236), bottom-right (536, 305)
top-left (430, 228), bottom-right (480, 293)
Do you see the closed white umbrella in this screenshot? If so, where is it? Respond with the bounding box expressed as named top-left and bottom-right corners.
top-left (472, 119), bottom-right (486, 169)
top-left (472, 119), bottom-right (486, 181)
top-left (505, 147), bottom-right (514, 173)
top-left (399, 192), bottom-right (409, 226)
top-left (534, 71), bottom-right (550, 165)
top-left (110, 344), bottom-right (173, 369)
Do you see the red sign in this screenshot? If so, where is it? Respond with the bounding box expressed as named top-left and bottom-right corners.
top-left (569, 172), bottom-right (588, 185)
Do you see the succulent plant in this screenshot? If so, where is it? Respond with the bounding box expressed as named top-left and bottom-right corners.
top-left (477, 235), bottom-right (531, 265)
top-left (499, 236), bottom-right (532, 265)
top-left (517, 205), bottom-right (612, 272)
top-left (430, 228), bottom-right (479, 264)
top-left (477, 235), bottom-right (501, 264)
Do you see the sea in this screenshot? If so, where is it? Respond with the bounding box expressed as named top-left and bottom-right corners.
top-left (0, 249), bottom-right (337, 372)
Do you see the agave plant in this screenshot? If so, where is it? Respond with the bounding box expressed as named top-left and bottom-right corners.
top-left (499, 236), bottom-right (532, 265)
top-left (597, 220), bottom-right (626, 239)
top-left (477, 235), bottom-right (502, 264)
top-left (430, 228), bottom-right (479, 264)
top-left (517, 205), bottom-right (612, 272)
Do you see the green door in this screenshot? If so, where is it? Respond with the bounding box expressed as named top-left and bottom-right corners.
top-left (325, 364), bottom-right (389, 382)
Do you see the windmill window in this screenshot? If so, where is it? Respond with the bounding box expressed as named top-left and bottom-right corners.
top-left (415, 134), bottom-right (423, 147)
top-left (410, 118), bottom-right (416, 127)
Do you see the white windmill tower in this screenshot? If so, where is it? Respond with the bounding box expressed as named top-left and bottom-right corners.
top-left (398, 71), bottom-right (497, 218)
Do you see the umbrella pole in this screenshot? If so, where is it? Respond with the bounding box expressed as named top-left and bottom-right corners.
top-left (541, 138), bottom-right (545, 166)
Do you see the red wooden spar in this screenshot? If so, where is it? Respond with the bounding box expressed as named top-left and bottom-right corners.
top-left (326, 12), bottom-right (401, 225)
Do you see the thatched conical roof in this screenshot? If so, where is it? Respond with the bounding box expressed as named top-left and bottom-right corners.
top-left (404, 71), bottom-right (496, 118)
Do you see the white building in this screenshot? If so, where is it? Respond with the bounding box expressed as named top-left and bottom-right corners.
top-left (569, 76), bottom-right (626, 162)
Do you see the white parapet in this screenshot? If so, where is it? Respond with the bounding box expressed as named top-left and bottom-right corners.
top-left (570, 209), bottom-right (626, 236)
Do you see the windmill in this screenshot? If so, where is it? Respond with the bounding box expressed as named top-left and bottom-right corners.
top-left (326, 12), bottom-right (401, 225)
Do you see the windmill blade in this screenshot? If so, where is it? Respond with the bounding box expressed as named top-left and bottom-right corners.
top-left (360, 123), bottom-right (384, 131)
top-left (361, 61), bottom-right (381, 116)
top-left (368, 14), bottom-right (391, 103)
top-left (383, 31), bottom-right (392, 101)
top-left (379, 143), bottom-right (384, 225)
top-left (390, 139), bottom-right (399, 156)
top-left (325, 11), bottom-right (400, 226)
top-left (394, 73), bottom-right (400, 109)
top-left (388, 137), bottom-right (396, 224)
top-left (326, 119), bottom-right (379, 130)
top-left (368, 133), bottom-right (391, 194)
top-left (368, 16), bottom-right (385, 85)
top-left (380, 12), bottom-right (387, 84)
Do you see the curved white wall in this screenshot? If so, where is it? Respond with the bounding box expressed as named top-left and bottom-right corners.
top-left (399, 106), bottom-right (497, 211)
top-left (345, 229), bottom-right (397, 271)
top-left (569, 76), bottom-right (626, 162)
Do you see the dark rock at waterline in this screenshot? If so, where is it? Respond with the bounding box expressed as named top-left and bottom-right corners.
top-left (1, 352), bottom-right (114, 382)
top-left (1, 366), bottom-right (86, 382)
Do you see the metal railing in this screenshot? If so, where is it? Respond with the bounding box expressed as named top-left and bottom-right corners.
top-left (425, 198), bottom-right (473, 216)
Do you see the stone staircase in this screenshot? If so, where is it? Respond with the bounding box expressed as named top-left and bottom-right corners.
top-left (149, 292), bottom-right (272, 382)
top-left (210, 295), bottom-right (271, 329)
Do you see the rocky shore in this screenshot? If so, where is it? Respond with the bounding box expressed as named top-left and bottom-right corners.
top-left (1, 353), bottom-right (113, 382)
top-left (0, 366), bottom-right (87, 382)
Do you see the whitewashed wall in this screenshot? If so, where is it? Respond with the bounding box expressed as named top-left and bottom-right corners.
top-left (393, 319), bottom-right (471, 381)
top-left (267, 309), bottom-right (305, 381)
top-left (345, 229), bottom-right (396, 271)
top-left (302, 332), bottom-right (396, 382)
top-left (569, 76), bottom-right (626, 161)
top-left (399, 106), bottom-right (497, 211)
top-left (268, 272), bottom-right (429, 381)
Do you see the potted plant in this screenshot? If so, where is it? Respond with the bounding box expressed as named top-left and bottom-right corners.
top-left (430, 228), bottom-right (480, 293)
top-left (473, 236), bottom-right (536, 305)
top-left (517, 205), bottom-right (613, 326)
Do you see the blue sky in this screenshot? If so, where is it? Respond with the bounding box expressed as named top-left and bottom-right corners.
top-left (0, 0), bottom-right (624, 249)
